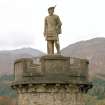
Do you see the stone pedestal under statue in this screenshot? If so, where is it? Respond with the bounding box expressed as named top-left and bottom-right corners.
top-left (11, 55), bottom-right (92, 105)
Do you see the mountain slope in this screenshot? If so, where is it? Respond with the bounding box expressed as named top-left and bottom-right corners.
top-left (61, 37), bottom-right (105, 77)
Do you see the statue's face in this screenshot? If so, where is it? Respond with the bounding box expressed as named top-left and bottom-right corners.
top-left (48, 9), bottom-right (54, 15)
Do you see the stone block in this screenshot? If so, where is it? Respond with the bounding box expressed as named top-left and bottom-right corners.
top-left (14, 58), bottom-right (33, 81)
top-left (40, 55), bottom-right (70, 74)
top-left (69, 57), bottom-right (89, 77)
top-left (14, 58), bottom-right (41, 81)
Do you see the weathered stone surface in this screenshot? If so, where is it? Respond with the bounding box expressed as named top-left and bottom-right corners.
top-left (40, 55), bottom-right (89, 78)
top-left (17, 84), bottom-right (85, 105)
top-left (40, 55), bottom-right (70, 74)
top-left (14, 58), bottom-right (41, 81)
top-left (14, 58), bottom-right (33, 80)
top-left (70, 57), bottom-right (89, 77)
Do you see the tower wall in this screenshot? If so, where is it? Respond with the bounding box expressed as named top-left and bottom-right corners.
top-left (11, 55), bottom-right (92, 105)
top-left (15, 84), bottom-right (85, 105)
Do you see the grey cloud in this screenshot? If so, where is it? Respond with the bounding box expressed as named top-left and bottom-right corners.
top-left (0, 32), bottom-right (35, 49)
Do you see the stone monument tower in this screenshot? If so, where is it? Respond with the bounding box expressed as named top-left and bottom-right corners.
top-left (11, 6), bottom-right (92, 105)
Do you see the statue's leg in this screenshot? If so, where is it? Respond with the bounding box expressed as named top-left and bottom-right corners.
top-left (55, 38), bottom-right (60, 54)
top-left (47, 40), bottom-right (54, 54)
top-left (47, 41), bottom-right (51, 54)
top-left (52, 40), bottom-right (54, 54)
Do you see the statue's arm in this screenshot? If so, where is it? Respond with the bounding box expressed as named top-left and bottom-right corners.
top-left (57, 16), bottom-right (62, 27)
top-left (56, 16), bottom-right (62, 34)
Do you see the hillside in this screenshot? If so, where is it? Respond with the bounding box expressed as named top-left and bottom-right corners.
top-left (0, 96), bottom-right (16, 105)
top-left (0, 48), bottom-right (44, 74)
top-left (61, 37), bottom-right (105, 77)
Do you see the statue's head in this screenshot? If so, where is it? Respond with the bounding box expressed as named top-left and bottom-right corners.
top-left (48, 6), bottom-right (56, 15)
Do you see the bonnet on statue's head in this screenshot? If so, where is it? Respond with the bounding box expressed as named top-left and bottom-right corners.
top-left (48, 5), bottom-right (56, 11)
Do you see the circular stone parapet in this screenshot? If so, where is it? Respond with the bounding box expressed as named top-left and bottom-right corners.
top-left (12, 56), bottom-right (92, 88)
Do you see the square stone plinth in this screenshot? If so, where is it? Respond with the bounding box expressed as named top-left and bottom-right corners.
top-left (40, 55), bottom-right (70, 74)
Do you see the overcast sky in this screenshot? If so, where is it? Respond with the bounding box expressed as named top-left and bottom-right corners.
top-left (0, 0), bottom-right (105, 52)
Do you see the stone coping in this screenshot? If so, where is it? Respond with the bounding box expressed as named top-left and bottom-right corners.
top-left (11, 81), bottom-right (92, 93)
top-left (11, 79), bottom-right (92, 86)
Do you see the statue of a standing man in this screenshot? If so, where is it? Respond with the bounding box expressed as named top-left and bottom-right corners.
top-left (44, 6), bottom-right (62, 55)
